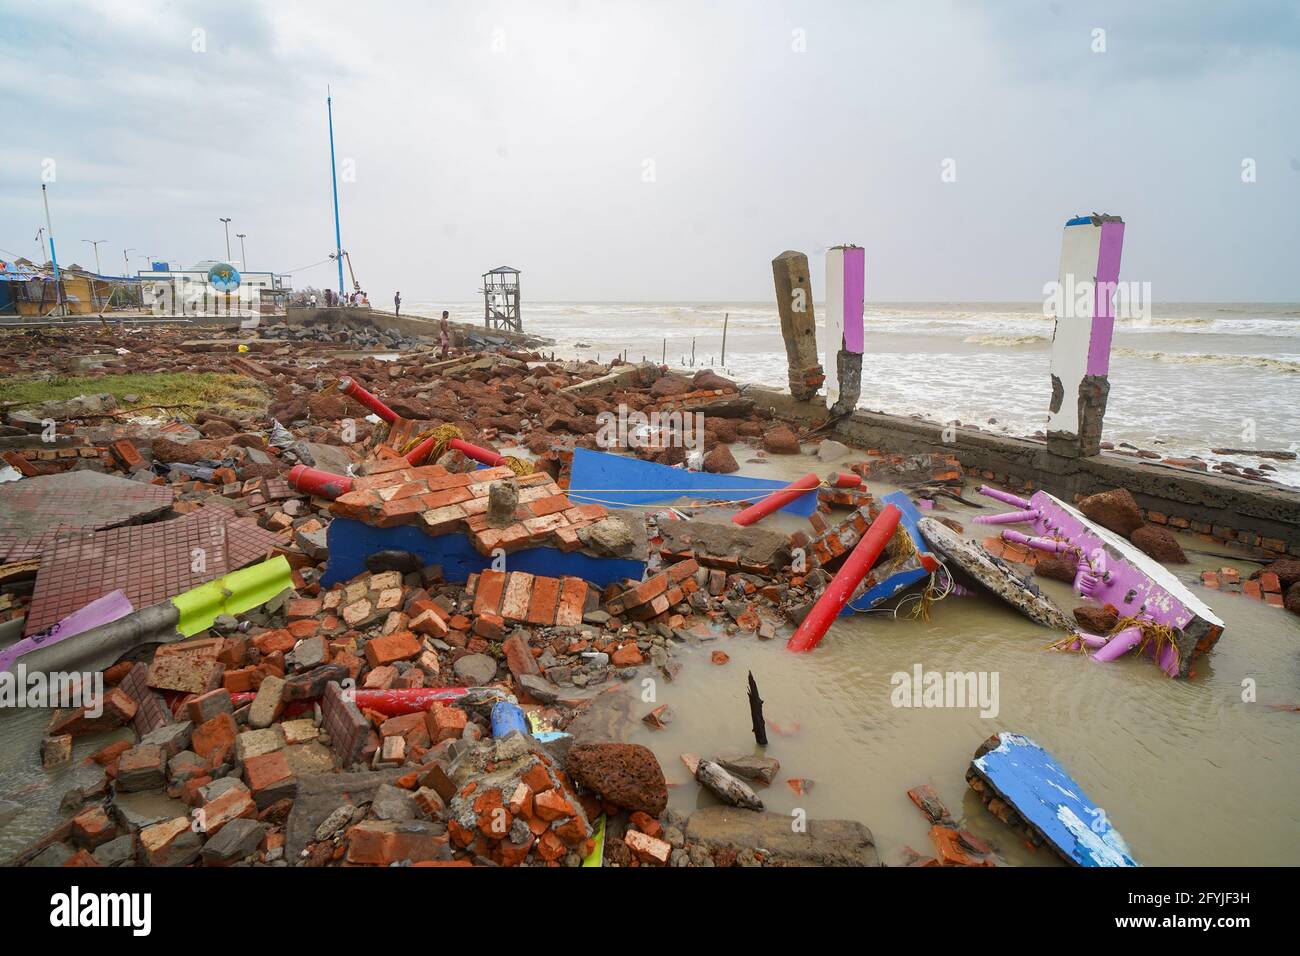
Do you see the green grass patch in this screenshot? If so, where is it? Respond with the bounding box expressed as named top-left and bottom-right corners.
top-left (0, 372), bottom-right (268, 418)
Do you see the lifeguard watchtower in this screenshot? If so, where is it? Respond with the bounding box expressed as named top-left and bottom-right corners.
top-left (482, 266), bottom-right (521, 331)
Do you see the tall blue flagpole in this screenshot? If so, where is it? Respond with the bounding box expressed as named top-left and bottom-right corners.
top-left (41, 183), bottom-right (65, 315)
top-left (327, 87), bottom-right (345, 298)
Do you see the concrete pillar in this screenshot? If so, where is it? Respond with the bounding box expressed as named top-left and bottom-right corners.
top-left (1046, 214), bottom-right (1125, 458)
top-left (771, 250), bottom-right (824, 402)
top-left (824, 245), bottom-right (865, 417)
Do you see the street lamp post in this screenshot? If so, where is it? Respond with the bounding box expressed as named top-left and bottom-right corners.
top-left (81, 239), bottom-right (106, 276)
top-left (82, 239), bottom-right (108, 315)
top-left (219, 217), bottom-right (232, 260)
top-left (236, 233), bottom-right (247, 269)
top-left (123, 248), bottom-right (136, 277)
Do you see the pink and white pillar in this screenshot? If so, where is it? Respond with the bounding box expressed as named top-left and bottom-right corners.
top-left (1046, 215), bottom-right (1125, 458)
top-left (824, 244), bottom-right (865, 417)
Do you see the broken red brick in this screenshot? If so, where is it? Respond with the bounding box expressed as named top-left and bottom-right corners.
top-left (426, 703), bottom-right (467, 743)
top-left (624, 829), bottom-right (671, 866)
top-left (364, 630), bottom-right (422, 668)
top-left (526, 574), bottom-right (562, 626)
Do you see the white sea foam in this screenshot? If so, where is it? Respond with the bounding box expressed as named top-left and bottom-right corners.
top-left (406, 300), bottom-right (1300, 488)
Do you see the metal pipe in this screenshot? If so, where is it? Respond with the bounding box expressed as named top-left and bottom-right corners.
top-left (337, 376), bottom-right (398, 423)
top-left (327, 87), bottom-right (345, 298)
top-left (787, 504), bottom-right (902, 653)
top-left (287, 464), bottom-right (354, 499)
top-left (41, 184), bottom-right (65, 316)
top-left (973, 508), bottom-right (1041, 525)
top-left (231, 686), bottom-right (472, 714)
top-left (978, 485), bottom-right (1031, 509)
top-left (1000, 529), bottom-right (1073, 553)
top-left (732, 472), bottom-right (820, 527)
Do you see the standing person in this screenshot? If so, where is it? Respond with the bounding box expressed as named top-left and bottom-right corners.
top-left (309, 292), bottom-right (318, 308)
top-left (439, 310), bottom-right (450, 359)
top-left (394, 290), bottom-right (401, 316)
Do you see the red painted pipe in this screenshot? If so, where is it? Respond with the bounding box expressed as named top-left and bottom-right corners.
top-left (404, 433), bottom-right (439, 466)
top-left (351, 687), bottom-right (472, 715)
top-left (337, 376), bottom-right (398, 424)
top-left (406, 435), bottom-right (505, 467)
top-left (786, 503), bottom-right (902, 653)
top-left (830, 472), bottom-right (862, 489)
top-left (732, 472), bottom-right (820, 527)
top-left (229, 686), bottom-right (470, 715)
top-left (287, 464), bottom-right (354, 499)
top-left (449, 437), bottom-right (506, 467)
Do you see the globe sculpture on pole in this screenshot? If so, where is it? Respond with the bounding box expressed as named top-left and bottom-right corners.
top-left (207, 261), bottom-right (241, 292)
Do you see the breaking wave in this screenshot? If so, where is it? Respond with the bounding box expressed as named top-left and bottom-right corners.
top-left (963, 334), bottom-right (1050, 348)
top-left (1113, 348), bottom-right (1300, 373)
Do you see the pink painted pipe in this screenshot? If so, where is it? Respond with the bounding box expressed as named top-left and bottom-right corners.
top-left (1000, 530), bottom-right (1073, 553)
top-left (973, 508), bottom-right (1041, 525)
top-left (337, 376), bottom-right (399, 424)
top-left (978, 485), bottom-right (1031, 509)
top-left (287, 464), bottom-right (354, 499)
top-left (1058, 631), bottom-right (1109, 652)
top-left (1093, 625), bottom-right (1143, 663)
top-left (1151, 641), bottom-right (1181, 678)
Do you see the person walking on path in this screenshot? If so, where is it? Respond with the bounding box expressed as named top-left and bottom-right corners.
top-left (440, 310), bottom-right (451, 359)
top-left (394, 291), bottom-right (401, 316)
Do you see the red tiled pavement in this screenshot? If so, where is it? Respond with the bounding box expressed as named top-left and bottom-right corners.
top-left (24, 509), bottom-right (279, 636)
top-left (0, 471), bottom-right (174, 562)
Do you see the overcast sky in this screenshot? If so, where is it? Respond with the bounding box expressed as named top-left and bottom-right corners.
top-left (2, 0), bottom-right (1297, 302)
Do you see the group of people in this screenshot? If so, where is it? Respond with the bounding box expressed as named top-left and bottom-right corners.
top-left (308, 288), bottom-right (370, 308)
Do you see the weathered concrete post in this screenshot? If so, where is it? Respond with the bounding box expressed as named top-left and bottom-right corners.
top-left (771, 251), bottom-right (824, 402)
top-left (824, 245), bottom-right (866, 417)
top-left (1046, 214), bottom-right (1125, 458)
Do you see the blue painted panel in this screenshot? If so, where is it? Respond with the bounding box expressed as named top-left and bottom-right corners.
top-left (841, 491), bottom-right (937, 615)
top-left (320, 518), bottom-right (645, 588)
top-left (567, 447), bottom-right (817, 516)
top-left (973, 732), bottom-right (1139, 867)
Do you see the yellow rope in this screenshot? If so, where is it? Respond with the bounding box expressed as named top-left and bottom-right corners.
top-left (1048, 614), bottom-right (1182, 670)
top-left (1112, 615), bottom-right (1181, 672)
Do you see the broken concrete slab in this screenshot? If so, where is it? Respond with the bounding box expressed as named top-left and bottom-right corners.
top-left (284, 768), bottom-right (407, 860)
top-left (686, 806), bottom-right (881, 867)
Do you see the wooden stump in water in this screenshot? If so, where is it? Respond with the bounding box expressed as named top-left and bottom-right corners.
top-left (747, 671), bottom-right (767, 746)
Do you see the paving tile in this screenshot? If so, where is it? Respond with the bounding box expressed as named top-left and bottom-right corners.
top-left (24, 509), bottom-right (279, 636)
top-left (0, 471), bottom-right (174, 562)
